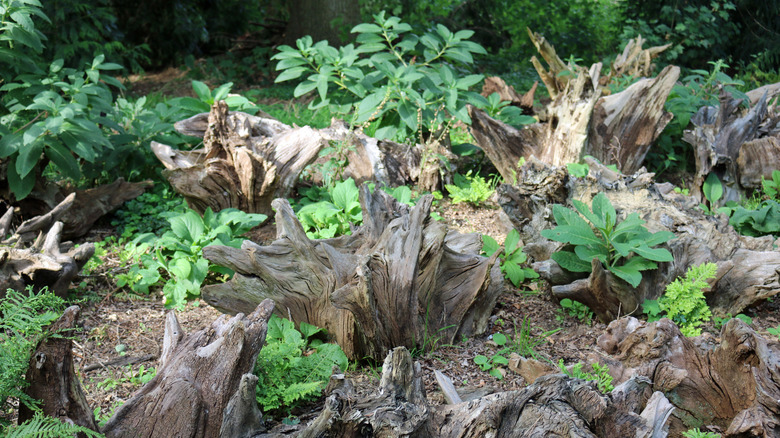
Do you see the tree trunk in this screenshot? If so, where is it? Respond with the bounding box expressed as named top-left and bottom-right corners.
top-left (201, 186), bottom-right (502, 360)
top-left (101, 300), bottom-right (274, 438)
top-left (284, 0), bottom-right (361, 46)
top-left (499, 157), bottom-right (780, 323)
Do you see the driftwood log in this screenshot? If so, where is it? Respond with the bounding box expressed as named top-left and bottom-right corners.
top-left (293, 346), bottom-right (673, 437)
top-left (599, 316), bottom-right (780, 437)
top-left (152, 102), bottom-right (442, 216)
top-left (0, 194), bottom-right (94, 299)
top-left (499, 156), bottom-right (780, 323)
top-left (470, 35), bottom-right (678, 182)
top-left (684, 88), bottom-right (780, 204)
top-left (202, 186), bottom-right (502, 360)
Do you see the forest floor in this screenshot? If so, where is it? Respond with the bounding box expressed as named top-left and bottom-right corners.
top-left (72, 195), bottom-right (780, 428)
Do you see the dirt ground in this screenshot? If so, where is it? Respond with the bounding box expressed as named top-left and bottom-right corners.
top-left (71, 195), bottom-right (780, 428)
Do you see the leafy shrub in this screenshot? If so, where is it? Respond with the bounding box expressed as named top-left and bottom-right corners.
top-left (557, 359), bottom-right (614, 393)
top-left (255, 315), bottom-right (348, 415)
top-left (171, 80), bottom-right (259, 116)
top-left (471, 92), bottom-right (536, 129)
top-left (445, 171), bottom-right (496, 206)
top-left (482, 229), bottom-right (539, 287)
top-left (294, 179), bottom-right (362, 239)
top-left (643, 262), bottom-right (717, 337)
top-left (272, 12), bottom-right (487, 142)
top-left (111, 186), bottom-right (188, 239)
top-left (541, 193), bottom-right (675, 287)
top-left (118, 207), bottom-right (266, 308)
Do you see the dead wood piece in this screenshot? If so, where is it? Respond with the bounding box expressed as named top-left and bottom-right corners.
top-left (18, 305), bottom-right (99, 433)
top-left (480, 77), bottom-right (537, 113)
top-left (608, 35), bottom-right (671, 80)
top-left (598, 317), bottom-right (780, 436)
top-left (202, 185), bottom-right (502, 360)
top-left (82, 353), bottom-right (157, 372)
top-left (500, 157), bottom-right (780, 322)
top-left (102, 299), bottom-right (275, 438)
top-left (0, 220), bottom-right (94, 299)
top-left (685, 88), bottom-right (780, 203)
top-left (297, 346), bottom-right (671, 437)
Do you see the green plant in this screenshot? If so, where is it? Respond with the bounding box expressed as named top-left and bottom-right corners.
top-left (643, 262), bottom-right (717, 337)
top-left (171, 80), bottom-right (259, 116)
top-left (557, 359), bottom-right (614, 393)
top-left (2, 411), bottom-right (104, 437)
top-left (482, 229), bottom-right (539, 287)
top-left (557, 298), bottom-right (593, 323)
top-left (699, 173), bottom-right (724, 214)
top-left (767, 325), bottom-right (780, 340)
top-left (713, 313), bottom-right (752, 330)
top-left (682, 428), bottom-right (721, 438)
top-left (471, 92), bottom-right (536, 129)
top-left (473, 332), bottom-right (510, 380)
top-left (111, 185), bottom-right (188, 239)
top-left (541, 192), bottom-right (675, 287)
top-left (272, 12), bottom-right (487, 142)
top-left (761, 170), bottom-right (780, 201)
top-left (295, 178), bottom-right (362, 239)
top-left (566, 162), bottom-right (590, 178)
top-left (726, 200), bottom-right (780, 237)
top-left (316, 139), bottom-right (356, 188)
top-left (118, 207), bottom-right (266, 308)
top-left (511, 317), bottom-right (560, 359)
top-left (445, 171), bottom-right (496, 206)
top-left (254, 315), bottom-right (348, 415)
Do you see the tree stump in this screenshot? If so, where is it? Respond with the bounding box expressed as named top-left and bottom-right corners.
top-left (295, 346), bottom-right (673, 437)
top-left (102, 299), bottom-right (275, 438)
top-left (0, 196), bottom-right (94, 299)
top-left (201, 186), bottom-right (502, 360)
top-left (470, 33), bottom-right (678, 182)
top-left (499, 157), bottom-right (780, 322)
top-left (684, 88), bottom-right (780, 204)
top-left (599, 316), bottom-right (780, 436)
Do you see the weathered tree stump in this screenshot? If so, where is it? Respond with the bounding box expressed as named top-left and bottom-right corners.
top-left (684, 88), bottom-right (780, 204)
top-left (599, 316), bottom-right (780, 436)
top-left (18, 305), bottom-right (99, 432)
top-left (470, 32), bottom-right (678, 182)
top-left (500, 157), bottom-right (780, 322)
top-left (202, 186), bottom-right (502, 360)
top-left (294, 346), bottom-right (674, 437)
top-left (0, 196), bottom-right (94, 299)
top-left (102, 299), bottom-right (275, 438)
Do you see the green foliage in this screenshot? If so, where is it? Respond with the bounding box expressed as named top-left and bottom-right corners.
top-left (111, 186), bottom-right (188, 239)
top-left (118, 207), bottom-right (266, 308)
top-left (557, 360), bottom-right (614, 393)
top-left (511, 317), bottom-right (560, 360)
top-left (682, 428), bottom-right (721, 438)
top-left (713, 313), bottom-right (752, 330)
top-left (566, 162), bottom-right (590, 178)
top-left (761, 170), bottom-right (780, 201)
top-left (557, 298), bottom-right (593, 323)
top-left (473, 332), bottom-right (510, 380)
top-left (726, 200), bottom-right (780, 237)
top-left (171, 80), bottom-right (259, 116)
top-left (272, 12), bottom-right (487, 142)
top-left (294, 179), bottom-right (362, 239)
top-left (541, 193), bottom-right (675, 287)
top-left (316, 140), bottom-right (355, 188)
top-left (445, 171), bottom-right (496, 206)
top-left (2, 411), bottom-right (104, 437)
top-left (643, 263), bottom-right (717, 337)
top-left (699, 173), bottom-right (724, 214)
top-left (482, 229), bottom-right (539, 287)
top-left (471, 92), bottom-right (536, 129)
top-left (767, 326), bottom-right (780, 340)
top-left (255, 315), bottom-right (348, 415)
top-left (647, 61), bottom-right (746, 175)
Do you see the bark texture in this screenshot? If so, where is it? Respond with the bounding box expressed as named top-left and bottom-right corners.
top-left (499, 157), bottom-right (780, 323)
top-left (295, 346), bottom-right (673, 437)
top-left (202, 186), bottom-right (502, 360)
top-left (470, 32), bottom-right (678, 182)
top-left (102, 299), bottom-right (274, 438)
top-left (599, 316), bottom-right (780, 437)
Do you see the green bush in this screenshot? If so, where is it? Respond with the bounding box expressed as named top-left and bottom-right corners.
top-left (294, 179), bottom-right (362, 239)
top-left (111, 185), bottom-right (188, 239)
top-left (272, 12), bottom-right (486, 142)
top-left (446, 171), bottom-right (496, 206)
top-left (541, 193), bottom-right (675, 287)
top-left (118, 207), bottom-right (266, 308)
top-left (643, 262), bottom-right (717, 337)
top-left (255, 315), bottom-right (348, 415)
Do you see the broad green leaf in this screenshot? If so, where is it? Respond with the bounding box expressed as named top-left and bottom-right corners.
top-left (591, 193), bottom-right (616, 229)
top-left (169, 257), bottom-right (192, 279)
top-left (7, 155), bottom-right (35, 200)
top-left (351, 23), bottom-right (382, 33)
top-left (608, 264), bottom-right (643, 288)
top-left (541, 225), bottom-right (601, 247)
top-left (633, 245), bottom-right (673, 262)
top-left (572, 199), bottom-right (603, 229)
top-left (332, 178), bottom-right (359, 211)
top-left (16, 136), bottom-right (44, 178)
top-left (191, 81), bottom-right (211, 102)
top-left (168, 210), bottom-right (204, 242)
top-left (489, 368), bottom-right (504, 379)
top-left (643, 230), bottom-right (675, 246)
top-left (551, 251), bottom-right (593, 273)
top-left (574, 245), bottom-right (608, 264)
top-left (492, 333), bottom-right (507, 346)
top-left (275, 66), bottom-right (308, 83)
top-left (703, 172), bottom-right (723, 204)
top-left (504, 261), bottom-right (525, 286)
top-left (45, 143), bottom-right (80, 180)
top-left (504, 229), bottom-right (521, 254)
top-left (482, 235), bottom-right (499, 257)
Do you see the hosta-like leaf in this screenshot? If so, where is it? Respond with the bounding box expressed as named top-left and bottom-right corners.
top-left (541, 224), bottom-right (601, 246)
top-left (551, 251), bottom-right (593, 273)
top-left (633, 245), bottom-right (673, 262)
top-left (482, 235), bottom-right (499, 257)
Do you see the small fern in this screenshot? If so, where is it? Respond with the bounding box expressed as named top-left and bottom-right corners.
top-left (3, 412), bottom-right (103, 437)
top-left (643, 263), bottom-right (717, 337)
